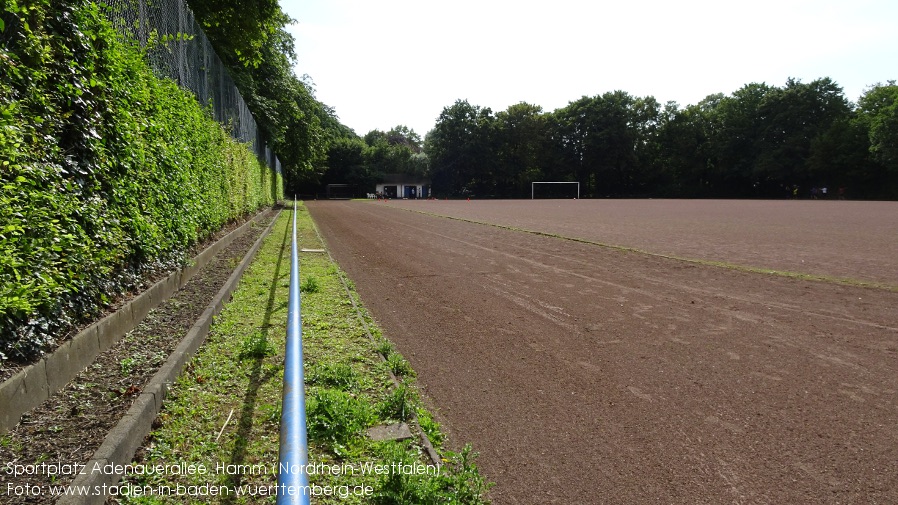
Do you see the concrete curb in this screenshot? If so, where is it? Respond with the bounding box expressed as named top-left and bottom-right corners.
top-left (0, 209), bottom-right (272, 434)
top-left (57, 209), bottom-right (282, 505)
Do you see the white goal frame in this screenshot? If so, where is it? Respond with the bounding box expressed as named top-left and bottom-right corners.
top-left (531, 181), bottom-right (580, 199)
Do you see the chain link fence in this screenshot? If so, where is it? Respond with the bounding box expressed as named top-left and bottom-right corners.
top-left (100, 0), bottom-right (281, 174)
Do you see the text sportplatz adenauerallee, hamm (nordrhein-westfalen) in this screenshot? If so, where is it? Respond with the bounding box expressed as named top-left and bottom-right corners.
top-left (4, 460), bottom-right (441, 479)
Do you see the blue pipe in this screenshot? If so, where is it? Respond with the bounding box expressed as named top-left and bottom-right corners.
top-left (277, 200), bottom-right (311, 504)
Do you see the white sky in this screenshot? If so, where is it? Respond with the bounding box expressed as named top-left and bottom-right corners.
top-left (280, 0), bottom-right (897, 138)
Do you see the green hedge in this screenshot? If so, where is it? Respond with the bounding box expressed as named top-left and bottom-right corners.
top-left (0, 0), bottom-right (283, 361)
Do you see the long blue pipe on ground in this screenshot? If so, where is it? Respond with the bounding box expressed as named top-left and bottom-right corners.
top-left (277, 201), bottom-right (311, 504)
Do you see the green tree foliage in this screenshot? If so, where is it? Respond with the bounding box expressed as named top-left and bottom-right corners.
top-left (853, 82), bottom-right (898, 196)
top-left (0, 0), bottom-right (282, 360)
top-left (426, 100), bottom-right (497, 196)
top-left (315, 126), bottom-right (427, 197)
top-left (383, 125), bottom-right (423, 154)
top-left (366, 126), bottom-right (426, 176)
top-left (655, 100), bottom-right (715, 197)
top-left (323, 136), bottom-right (370, 188)
top-left (556, 91), bottom-right (658, 196)
top-left (187, 0), bottom-right (286, 69)
top-left (756, 78), bottom-right (852, 194)
top-left (494, 102), bottom-right (552, 197)
top-left (420, 77), bottom-right (894, 200)
top-left (187, 0), bottom-right (342, 195)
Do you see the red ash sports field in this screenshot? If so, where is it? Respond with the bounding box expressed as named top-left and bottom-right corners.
top-left (308, 199), bottom-right (898, 504)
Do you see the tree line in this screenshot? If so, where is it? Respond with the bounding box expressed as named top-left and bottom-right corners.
top-left (423, 78), bottom-right (898, 200)
top-left (187, 2), bottom-right (896, 200)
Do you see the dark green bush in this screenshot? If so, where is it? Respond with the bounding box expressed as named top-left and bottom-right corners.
top-left (0, 1), bottom-right (283, 361)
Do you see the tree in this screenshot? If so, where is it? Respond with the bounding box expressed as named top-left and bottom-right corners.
top-left (385, 125), bottom-right (423, 153)
top-left (703, 83), bottom-right (772, 196)
top-left (187, 0), bottom-right (289, 69)
top-left (320, 136), bottom-right (373, 191)
top-left (421, 78), bottom-right (896, 200)
top-left (187, 0), bottom-right (344, 195)
top-left (551, 91), bottom-right (660, 196)
top-left (494, 102), bottom-right (551, 197)
top-left (754, 77), bottom-right (852, 195)
top-left (360, 126), bottom-right (425, 177)
top-left (854, 82), bottom-right (898, 197)
top-left (656, 101), bottom-right (714, 197)
top-left (857, 83), bottom-right (898, 169)
top-left (425, 100), bottom-right (496, 196)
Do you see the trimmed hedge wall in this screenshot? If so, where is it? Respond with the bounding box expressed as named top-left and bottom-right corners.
top-left (0, 1), bottom-right (283, 361)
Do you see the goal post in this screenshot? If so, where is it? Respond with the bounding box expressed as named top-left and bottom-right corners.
top-left (325, 184), bottom-right (355, 199)
top-left (531, 181), bottom-right (580, 199)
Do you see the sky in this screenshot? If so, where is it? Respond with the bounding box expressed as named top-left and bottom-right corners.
top-left (280, 0), bottom-right (898, 138)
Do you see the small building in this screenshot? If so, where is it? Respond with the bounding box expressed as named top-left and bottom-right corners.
top-left (375, 174), bottom-right (430, 199)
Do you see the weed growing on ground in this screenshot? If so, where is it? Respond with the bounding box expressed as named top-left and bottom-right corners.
top-left (385, 352), bottom-right (416, 378)
top-left (378, 384), bottom-right (414, 422)
top-left (238, 330), bottom-right (275, 359)
top-left (300, 275), bottom-right (320, 293)
top-left (375, 338), bottom-right (393, 356)
top-left (415, 407), bottom-right (445, 448)
top-left (306, 388), bottom-right (376, 447)
top-left (307, 361), bottom-right (358, 390)
top-left (119, 357), bottom-right (136, 375)
top-left (0, 435), bottom-right (23, 453)
top-left (373, 442), bottom-right (492, 504)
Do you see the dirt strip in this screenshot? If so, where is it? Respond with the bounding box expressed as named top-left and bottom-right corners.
top-left (307, 200), bottom-right (898, 505)
top-left (0, 210), bottom-right (277, 504)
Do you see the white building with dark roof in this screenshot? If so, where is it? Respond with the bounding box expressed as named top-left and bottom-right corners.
top-left (375, 174), bottom-right (431, 199)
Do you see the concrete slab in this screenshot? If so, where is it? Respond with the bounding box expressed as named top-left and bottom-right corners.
top-left (0, 360), bottom-right (48, 433)
top-left (367, 422), bottom-right (413, 441)
top-left (45, 330), bottom-right (100, 393)
top-left (96, 303), bottom-right (134, 352)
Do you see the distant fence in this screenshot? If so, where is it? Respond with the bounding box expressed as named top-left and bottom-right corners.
top-left (100, 0), bottom-right (281, 174)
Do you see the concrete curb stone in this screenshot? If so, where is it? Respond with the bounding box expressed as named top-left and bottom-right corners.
top-left (0, 209), bottom-right (271, 434)
top-left (57, 208), bottom-right (282, 505)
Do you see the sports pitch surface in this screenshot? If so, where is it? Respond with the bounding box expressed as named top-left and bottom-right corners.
top-left (307, 199), bottom-right (898, 504)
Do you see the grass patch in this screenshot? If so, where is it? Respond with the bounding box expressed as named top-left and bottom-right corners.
top-left (375, 338), bottom-right (394, 357)
top-left (307, 361), bottom-right (360, 391)
top-left (415, 407), bottom-right (445, 448)
top-left (120, 202), bottom-right (490, 504)
top-left (238, 330), bottom-right (276, 360)
top-left (306, 388), bottom-right (376, 449)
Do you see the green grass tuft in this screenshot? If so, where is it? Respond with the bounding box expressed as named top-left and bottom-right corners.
top-left (386, 352), bottom-right (416, 378)
top-left (307, 361), bottom-right (359, 390)
top-left (300, 275), bottom-right (320, 293)
top-left (238, 330), bottom-right (275, 359)
top-left (306, 388), bottom-right (376, 447)
top-left (378, 384), bottom-right (414, 422)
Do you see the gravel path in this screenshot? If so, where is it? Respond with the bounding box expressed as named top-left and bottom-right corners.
top-left (308, 200), bottom-right (898, 505)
